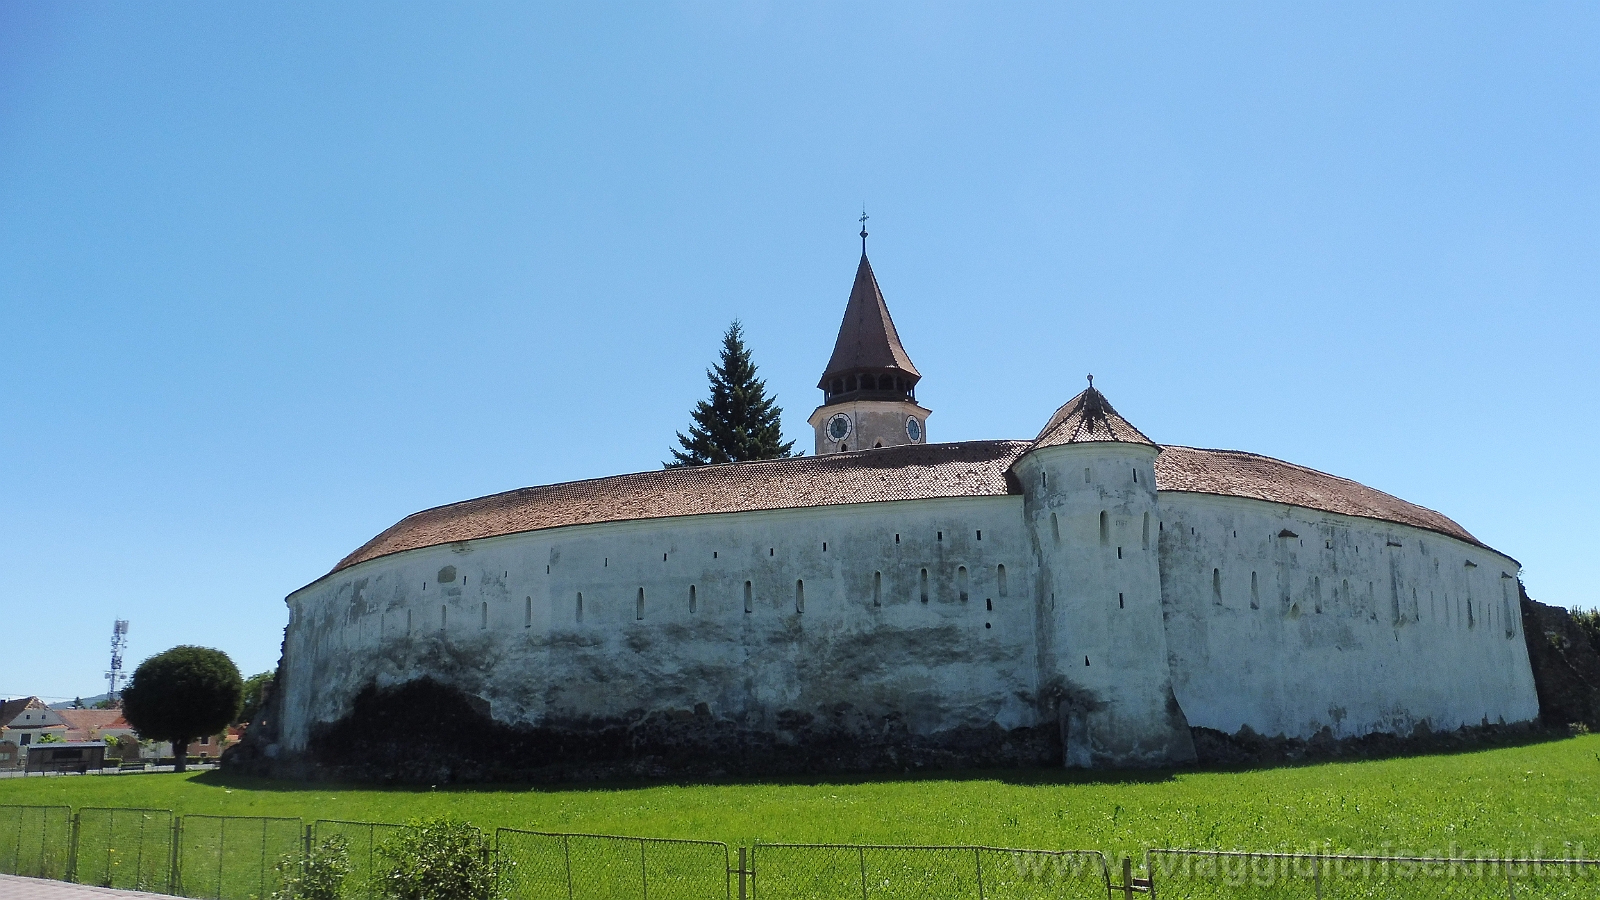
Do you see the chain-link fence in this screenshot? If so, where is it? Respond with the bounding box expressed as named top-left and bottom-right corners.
top-left (0, 805), bottom-right (71, 880)
top-left (308, 819), bottom-right (415, 900)
top-left (750, 843), bottom-right (1112, 900)
top-left (495, 828), bottom-right (730, 900)
top-left (176, 815), bottom-right (303, 900)
top-left (72, 806), bottom-right (175, 893)
top-left (1145, 849), bottom-right (1600, 900)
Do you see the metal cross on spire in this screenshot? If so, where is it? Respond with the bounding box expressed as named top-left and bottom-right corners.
top-left (859, 207), bottom-right (869, 254)
top-left (1087, 373), bottom-right (1094, 389)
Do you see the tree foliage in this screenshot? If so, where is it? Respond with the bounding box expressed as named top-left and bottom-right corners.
top-left (237, 671), bottom-right (275, 725)
top-left (377, 818), bottom-right (499, 900)
top-left (667, 320), bottom-right (796, 466)
top-left (120, 645), bottom-right (242, 772)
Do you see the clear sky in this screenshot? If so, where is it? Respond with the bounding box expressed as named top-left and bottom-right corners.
top-left (2, 3), bottom-right (1596, 702)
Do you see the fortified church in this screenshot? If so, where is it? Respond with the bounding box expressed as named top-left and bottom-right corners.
top-left (262, 242), bottom-right (1538, 777)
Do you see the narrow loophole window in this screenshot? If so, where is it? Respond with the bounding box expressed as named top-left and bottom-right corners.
top-left (1099, 511), bottom-right (1109, 545)
top-left (1042, 471), bottom-right (1048, 489)
top-left (406, 609), bottom-right (413, 634)
top-left (440, 605), bottom-right (448, 631)
top-left (576, 593), bottom-right (584, 624)
top-left (1133, 467), bottom-right (1139, 483)
top-left (1213, 569), bottom-right (1222, 605)
top-left (636, 588), bottom-right (645, 620)
top-left (689, 584), bottom-right (697, 613)
top-left (1250, 572), bottom-right (1260, 609)
top-left (795, 579), bottom-right (805, 613)
top-left (986, 598), bottom-right (993, 611)
top-left (997, 564), bottom-right (1008, 596)
top-left (524, 597), bottom-right (532, 627)
top-left (920, 568), bottom-right (930, 603)
top-left (1117, 547), bottom-right (1123, 559)
top-left (895, 534), bottom-right (900, 544)
top-left (957, 566), bottom-right (969, 602)
top-left (1119, 592), bottom-right (1125, 609)
top-left (976, 530), bottom-right (982, 541)
top-left (481, 601), bottom-right (489, 628)
top-left (873, 571), bottom-right (882, 607)
top-left (1051, 513), bottom-right (1060, 544)
top-left (744, 581), bottom-right (753, 614)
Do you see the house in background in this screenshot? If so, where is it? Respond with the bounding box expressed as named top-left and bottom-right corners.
top-left (0, 741), bottom-right (20, 770)
top-left (0, 698), bottom-right (66, 747)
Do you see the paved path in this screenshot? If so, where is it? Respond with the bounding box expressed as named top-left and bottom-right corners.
top-left (0, 875), bottom-right (170, 899)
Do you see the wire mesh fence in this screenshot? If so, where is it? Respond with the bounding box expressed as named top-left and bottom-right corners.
top-left (175, 815), bottom-right (303, 900)
top-left (495, 828), bottom-right (731, 900)
top-left (750, 843), bottom-right (1112, 900)
top-left (72, 806), bottom-right (175, 893)
top-left (1144, 849), bottom-right (1600, 900)
top-left (0, 805), bottom-right (71, 880)
top-left (308, 819), bottom-right (414, 900)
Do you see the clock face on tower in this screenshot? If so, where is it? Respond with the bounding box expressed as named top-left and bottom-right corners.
top-left (906, 416), bottom-right (922, 442)
top-left (827, 413), bottom-right (853, 442)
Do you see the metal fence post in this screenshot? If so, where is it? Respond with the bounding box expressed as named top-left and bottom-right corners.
top-left (974, 847), bottom-right (985, 900)
top-left (1123, 856), bottom-right (1135, 900)
top-left (67, 811), bottom-right (80, 884)
top-left (738, 846), bottom-right (746, 900)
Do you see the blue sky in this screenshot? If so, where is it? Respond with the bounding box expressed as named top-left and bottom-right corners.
top-left (2, 3), bottom-right (1595, 701)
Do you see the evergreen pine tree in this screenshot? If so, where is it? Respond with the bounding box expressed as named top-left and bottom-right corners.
top-left (667, 321), bottom-right (797, 466)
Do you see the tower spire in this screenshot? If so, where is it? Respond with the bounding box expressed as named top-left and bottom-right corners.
top-left (859, 207), bottom-right (869, 255)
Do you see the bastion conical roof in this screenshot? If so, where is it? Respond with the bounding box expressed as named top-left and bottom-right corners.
top-left (1029, 384), bottom-right (1155, 450)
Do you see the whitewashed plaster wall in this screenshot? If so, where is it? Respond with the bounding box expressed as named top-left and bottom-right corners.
top-left (1156, 491), bottom-right (1538, 740)
top-left (278, 495), bottom-right (1037, 753)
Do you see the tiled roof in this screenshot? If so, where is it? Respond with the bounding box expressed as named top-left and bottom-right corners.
top-left (1030, 386), bottom-right (1155, 448)
top-left (0, 698), bottom-right (45, 728)
top-left (330, 441), bottom-right (1029, 574)
top-left (818, 254), bottom-right (921, 387)
top-left (1154, 446), bottom-right (1484, 548)
top-left (55, 710), bottom-right (128, 737)
top-left (322, 441), bottom-right (1492, 580)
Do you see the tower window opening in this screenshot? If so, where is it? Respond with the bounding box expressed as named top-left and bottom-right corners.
top-left (1085, 656), bottom-right (1091, 667)
top-left (957, 566), bottom-right (969, 602)
top-left (1051, 513), bottom-right (1060, 544)
top-left (937, 531), bottom-right (942, 541)
top-left (986, 598), bottom-right (993, 611)
top-left (997, 564), bottom-right (1008, 596)
top-left (1099, 511), bottom-right (1109, 545)
top-left (524, 596), bottom-right (532, 627)
top-left (873, 571), bottom-right (882, 607)
top-left (1117, 547), bottom-right (1123, 559)
top-left (795, 579), bottom-right (805, 613)
top-left (576, 593), bottom-right (583, 623)
top-left (920, 568), bottom-right (929, 603)
top-left (894, 534), bottom-right (900, 544)
top-left (1119, 592), bottom-right (1125, 609)
top-left (976, 530), bottom-right (982, 541)
top-left (689, 584), bottom-right (697, 613)
top-left (1042, 471), bottom-right (1047, 488)
top-left (822, 542), bottom-right (827, 552)
top-left (481, 601), bottom-right (489, 628)
top-left (744, 581), bottom-right (753, 614)
top-left (406, 609), bottom-right (413, 634)
top-left (1213, 569), bottom-right (1222, 605)
top-left (1250, 572), bottom-right (1260, 609)
top-left (663, 553), bottom-right (667, 561)
top-left (1133, 468), bottom-right (1138, 483)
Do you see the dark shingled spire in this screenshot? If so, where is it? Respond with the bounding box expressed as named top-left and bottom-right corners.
top-left (817, 254), bottom-right (921, 390)
top-left (1030, 383), bottom-right (1155, 449)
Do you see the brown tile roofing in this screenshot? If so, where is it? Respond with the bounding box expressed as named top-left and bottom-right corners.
top-left (0, 697), bottom-right (46, 728)
top-left (818, 254), bottom-right (921, 387)
top-left (54, 710), bottom-right (129, 737)
top-left (324, 439), bottom-right (1492, 579)
top-left (1155, 445), bottom-right (1485, 549)
top-left (331, 441), bottom-right (1030, 575)
top-left (1031, 386), bottom-right (1155, 449)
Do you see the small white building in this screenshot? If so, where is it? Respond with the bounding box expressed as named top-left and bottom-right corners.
top-left (266, 249), bottom-right (1537, 774)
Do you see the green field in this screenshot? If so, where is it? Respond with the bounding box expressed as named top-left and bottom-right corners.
top-left (3, 735), bottom-right (1597, 861)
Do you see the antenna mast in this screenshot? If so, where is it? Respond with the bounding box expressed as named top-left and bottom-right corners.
top-left (106, 620), bottom-right (129, 705)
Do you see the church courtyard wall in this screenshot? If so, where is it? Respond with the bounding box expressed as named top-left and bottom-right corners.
top-left (1157, 491), bottom-right (1538, 741)
top-left (277, 494), bottom-right (1052, 771)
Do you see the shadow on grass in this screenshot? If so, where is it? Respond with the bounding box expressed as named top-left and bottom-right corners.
top-left (191, 727), bottom-right (1577, 797)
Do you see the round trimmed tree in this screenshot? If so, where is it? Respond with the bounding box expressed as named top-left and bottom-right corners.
top-left (120, 645), bottom-right (243, 772)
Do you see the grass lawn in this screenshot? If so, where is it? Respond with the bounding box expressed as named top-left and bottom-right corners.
top-left (2, 735), bottom-right (1597, 861)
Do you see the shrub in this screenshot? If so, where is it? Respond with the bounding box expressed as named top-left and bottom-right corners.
top-left (273, 835), bottom-right (351, 900)
top-left (1572, 608), bottom-right (1600, 657)
top-left (376, 818), bottom-right (500, 900)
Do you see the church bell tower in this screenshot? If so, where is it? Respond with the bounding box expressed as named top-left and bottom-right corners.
top-left (809, 229), bottom-right (931, 455)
